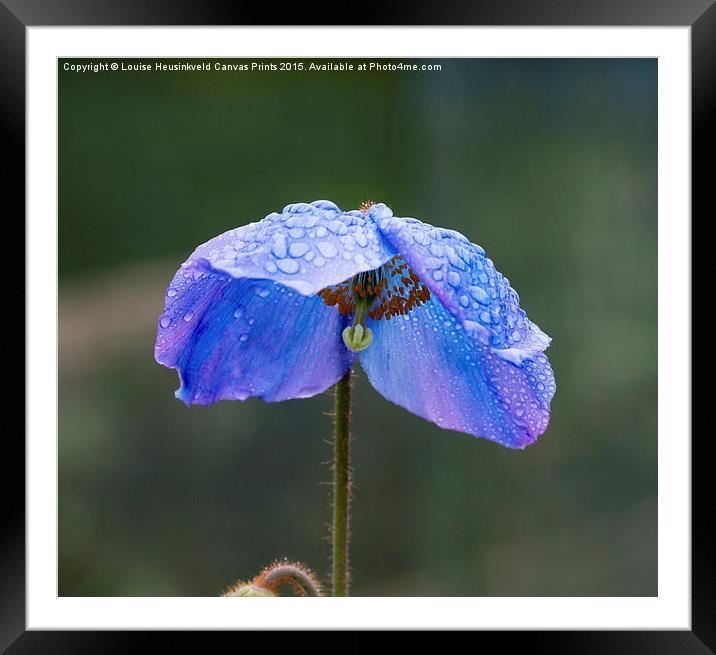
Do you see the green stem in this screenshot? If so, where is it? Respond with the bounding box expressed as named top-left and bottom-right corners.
top-left (332, 369), bottom-right (353, 596)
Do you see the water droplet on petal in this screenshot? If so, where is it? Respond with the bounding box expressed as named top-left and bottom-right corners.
top-left (468, 285), bottom-right (489, 304)
top-left (326, 220), bottom-right (347, 235)
top-left (276, 259), bottom-right (299, 274)
top-left (354, 232), bottom-right (368, 247)
top-left (317, 242), bottom-right (338, 258)
top-left (283, 202), bottom-right (313, 214)
top-left (413, 231), bottom-right (430, 246)
top-left (311, 200), bottom-right (340, 212)
top-left (160, 316), bottom-right (171, 328)
top-left (271, 233), bottom-right (287, 259)
top-left (288, 242), bottom-right (310, 258)
top-left (183, 311), bottom-right (194, 322)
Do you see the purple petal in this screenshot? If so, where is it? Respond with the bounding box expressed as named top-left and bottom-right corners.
top-left (358, 296), bottom-right (555, 448)
top-left (155, 267), bottom-right (354, 405)
top-left (186, 200), bottom-right (396, 297)
top-left (377, 214), bottom-right (551, 366)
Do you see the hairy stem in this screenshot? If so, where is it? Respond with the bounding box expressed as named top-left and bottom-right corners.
top-left (332, 369), bottom-right (353, 596)
top-left (223, 561), bottom-right (322, 597)
top-left (257, 563), bottom-right (322, 597)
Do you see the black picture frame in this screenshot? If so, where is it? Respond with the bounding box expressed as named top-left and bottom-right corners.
top-left (6, 0), bottom-right (708, 650)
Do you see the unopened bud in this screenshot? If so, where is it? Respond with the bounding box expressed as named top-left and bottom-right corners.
top-left (223, 583), bottom-right (275, 597)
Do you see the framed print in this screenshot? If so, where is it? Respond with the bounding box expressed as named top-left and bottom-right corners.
top-left (7, 0), bottom-right (708, 650)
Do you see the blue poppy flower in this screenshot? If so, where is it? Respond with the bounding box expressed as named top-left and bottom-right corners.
top-left (155, 200), bottom-right (555, 448)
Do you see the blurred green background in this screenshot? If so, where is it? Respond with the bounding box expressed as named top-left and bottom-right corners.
top-left (59, 58), bottom-right (657, 596)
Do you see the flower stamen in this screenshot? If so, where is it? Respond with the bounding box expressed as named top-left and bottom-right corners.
top-left (319, 255), bottom-right (432, 334)
top-left (359, 200), bottom-right (375, 214)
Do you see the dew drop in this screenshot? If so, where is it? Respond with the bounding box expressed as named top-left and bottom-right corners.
top-left (468, 285), bottom-right (489, 304)
top-left (283, 202), bottom-right (313, 214)
top-left (448, 271), bottom-right (461, 287)
top-left (183, 311), bottom-right (194, 322)
top-left (276, 259), bottom-right (300, 274)
top-left (271, 233), bottom-right (288, 258)
top-left (317, 242), bottom-right (338, 258)
top-left (288, 242), bottom-right (310, 258)
top-left (413, 231), bottom-right (430, 246)
top-left (354, 232), bottom-right (368, 247)
top-left (311, 200), bottom-right (340, 212)
top-left (160, 316), bottom-right (171, 328)
top-left (326, 220), bottom-right (347, 235)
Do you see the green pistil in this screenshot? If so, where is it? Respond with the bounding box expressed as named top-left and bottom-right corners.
top-left (342, 294), bottom-right (375, 352)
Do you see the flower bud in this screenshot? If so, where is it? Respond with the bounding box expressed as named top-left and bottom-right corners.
top-left (223, 583), bottom-right (275, 597)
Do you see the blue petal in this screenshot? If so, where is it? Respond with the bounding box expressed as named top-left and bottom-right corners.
top-left (186, 200), bottom-right (396, 296)
top-left (358, 296), bottom-right (555, 448)
top-left (155, 267), bottom-right (355, 405)
top-left (378, 215), bottom-right (551, 366)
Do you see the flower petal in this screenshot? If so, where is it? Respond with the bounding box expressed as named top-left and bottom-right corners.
top-left (378, 214), bottom-right (550, 366)
top-left (358, 296), bottom-right (555, 448)
top-left (186, 200), bottom-right (396, 296)
top-left (155, 267), bottom-right (355, 405)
